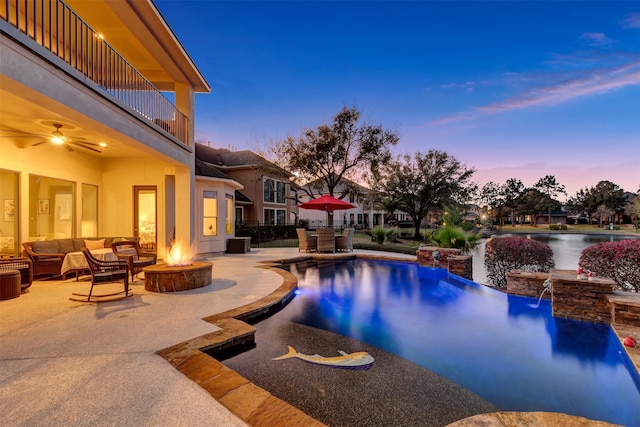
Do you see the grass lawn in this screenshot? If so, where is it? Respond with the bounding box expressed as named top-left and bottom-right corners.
top-left (492, 224), bottom-right (639, 235)
top-left (253, 224), bottom-right (639, 256)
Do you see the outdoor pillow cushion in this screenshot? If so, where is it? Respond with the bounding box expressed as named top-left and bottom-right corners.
top-left (84, 239), bottom-right (105, 250)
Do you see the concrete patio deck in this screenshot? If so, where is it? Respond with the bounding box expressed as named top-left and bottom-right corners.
top-left (0, 248), bottom-right (411, 426)
top-left (0, 248), bottom-right (630, 426)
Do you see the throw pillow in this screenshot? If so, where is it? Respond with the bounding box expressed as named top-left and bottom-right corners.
top-left (84, 239), bottom-right (105, 250)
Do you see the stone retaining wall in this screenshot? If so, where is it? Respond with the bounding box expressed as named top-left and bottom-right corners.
top-left (448, 255), bottom-right (473, 280)
top-left (550, 269), bottom-right (615, 324)
top-left (609, 295), bottom-right (640, 327)
top-left (506, 272), bottom-right (550, 299)
top-left (416, 246), bottom-right (473, 280)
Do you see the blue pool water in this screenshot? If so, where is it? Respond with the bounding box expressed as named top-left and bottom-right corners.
top-left (278, 258), bottom-right (640, 427)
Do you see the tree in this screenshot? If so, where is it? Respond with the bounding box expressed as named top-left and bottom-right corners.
top-left (502, 178), bottom-right (525, 226)
top-left (479, 181), bottom-right (504, 226)
top-left (594, 204), bottom-right (614, 228)
top-left (516, 188), bottom-right (557, 225)
top-left (582, 181), bottom-right (626, 226)
top-left (268, 106), bottom-right (399, 199)
top-left (625, 196), bottom-right (640, 231)
top-left (567, 188), bottom-right (588, 223)
top-left (378, 150), bottom-right (475, 239)
top-left (534, 175), bottom-right (566, 225)
top-left (379, 196), bottom-right (404, 226)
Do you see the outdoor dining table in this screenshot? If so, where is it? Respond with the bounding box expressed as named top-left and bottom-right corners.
top-left (61, 247), bottom-right (136, 279)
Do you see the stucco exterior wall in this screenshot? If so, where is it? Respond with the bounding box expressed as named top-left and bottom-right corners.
top-left (194, 179), bottom-right (240, 254)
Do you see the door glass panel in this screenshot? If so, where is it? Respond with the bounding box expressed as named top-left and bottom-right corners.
top-left (81, 184), bottom-right (98, 237)
top-left (135, 187), bottom-right (156, 251)
top-left (0, 169), bottom-right (19, 256)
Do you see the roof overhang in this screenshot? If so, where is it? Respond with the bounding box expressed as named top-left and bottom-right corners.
top-left (65, 0), bottom-right (210, 93)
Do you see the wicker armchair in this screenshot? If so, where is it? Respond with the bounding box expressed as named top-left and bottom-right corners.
top-left (70, 248), bottom-right (130, 302)
top-left (111, 241), bottom-right (157, 282)
top-left (316, 228), bottom-right (336, 253)
top-left (335, 228), bottom-right (354, 252)
top-left (0, 257), bottom-right (33, 291)
top-left (296, 228), bottom-right (317, 252)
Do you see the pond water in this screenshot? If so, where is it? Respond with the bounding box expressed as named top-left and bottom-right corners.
top-left (471, 233), bottom-right (640, 285)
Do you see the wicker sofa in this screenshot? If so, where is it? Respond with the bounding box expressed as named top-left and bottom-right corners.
top-left (22, 237), bottom-right (138, 278)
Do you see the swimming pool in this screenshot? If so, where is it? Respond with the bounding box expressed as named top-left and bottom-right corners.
top-left (278, 258), bottom-right (640, 427)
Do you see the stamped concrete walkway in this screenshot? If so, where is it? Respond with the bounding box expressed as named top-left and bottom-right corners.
top-left (1, 248), bottom-right (631, 426)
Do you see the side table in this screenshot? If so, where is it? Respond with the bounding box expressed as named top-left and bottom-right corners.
top-left (0, 269), bottom-right (21, 300)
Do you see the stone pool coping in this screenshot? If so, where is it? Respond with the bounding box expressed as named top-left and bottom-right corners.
top-left (156, 253), bottom-right (636, 427)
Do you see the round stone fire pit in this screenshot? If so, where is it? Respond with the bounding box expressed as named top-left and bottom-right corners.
top-left (143, 262), bottom-right (213, 292)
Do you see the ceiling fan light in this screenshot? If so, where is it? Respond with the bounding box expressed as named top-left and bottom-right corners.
top-left (50, 128), bottom-right (65, 144)
top-left (51, 134), bottom-right (65, 144)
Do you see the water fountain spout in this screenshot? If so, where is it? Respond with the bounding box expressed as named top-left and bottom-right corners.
top-left (534, 278), bottom-right (552, 308)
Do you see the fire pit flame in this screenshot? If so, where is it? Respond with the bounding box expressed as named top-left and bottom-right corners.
top-left (166, 240), bottom-right (193, 266)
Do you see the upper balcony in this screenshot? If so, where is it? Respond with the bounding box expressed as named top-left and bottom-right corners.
top-left (0, 0), bottom-right (209, 148)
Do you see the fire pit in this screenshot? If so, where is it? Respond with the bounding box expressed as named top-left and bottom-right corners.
top-left (143, 262), bottom-right (213, 292)
top-left (143, 240), bottom-right (212, 292)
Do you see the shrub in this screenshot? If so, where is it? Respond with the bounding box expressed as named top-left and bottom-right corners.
top-left (484, 236), bottom-right (555, 288)
top-left (431, 225), bottom-right (481, 254)
top-left (371, 227), bottom-right (394, 244)
top-left (579, 240), bottom-right (640, 292)
top-left (549, 224), bottom-right (568, 230)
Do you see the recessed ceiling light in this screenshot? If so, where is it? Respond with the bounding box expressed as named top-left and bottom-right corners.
top-left (99, 142), bottom-right (108, 148)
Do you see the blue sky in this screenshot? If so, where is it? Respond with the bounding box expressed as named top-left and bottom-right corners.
top-left (155, 1), bottom-right (640, 198)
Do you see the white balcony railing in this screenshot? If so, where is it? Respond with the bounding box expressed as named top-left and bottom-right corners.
top-left (1, 0), bottom-right (189, 145)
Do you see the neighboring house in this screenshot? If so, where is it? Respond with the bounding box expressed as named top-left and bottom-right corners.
top-left (298, 177), bottom-right (387, 229)
top-left (0, 0), bottom-right (240, 257)
top-left (194, 144), bottom-right (298, 226)
top-left (463, 204), bottom-right (482, 223)
top-left (533, 210), bottom-right (568, 226)
top-left (193, 159), bottom-right (243, 254)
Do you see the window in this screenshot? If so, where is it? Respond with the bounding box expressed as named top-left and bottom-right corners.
top-left (263, 178), bottom-right (286, 204)
top-left (81, 184), bottom-right (98, 237)
top-left (264, 208), bottom-right (286, 225)
top-left (29, 175), bottom-right (75, 239)
top-left (235, 207), bottom-right (243, 226)
top-left (226, 194), bottom-right (234, 234)
top-left (203, 191), bottom-right (217, 236)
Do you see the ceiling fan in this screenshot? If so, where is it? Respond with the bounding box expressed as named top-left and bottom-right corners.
top-left (0, 123), bottom-right (103, 153)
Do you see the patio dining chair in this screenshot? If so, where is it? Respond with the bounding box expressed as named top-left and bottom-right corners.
top-left (335, 227), bottom-right (354, 252)
top-left (69, 248), bottom-right (130, 302)
top-left (112, 241), bottom-right (157, 282)
top-left (317, 228), bottom-right (336, 253)
top-left (297, 228), bottom-right (317, 252)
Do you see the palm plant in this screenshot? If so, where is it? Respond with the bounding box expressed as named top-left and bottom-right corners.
top-left (431, 224), bottom-right (481, 253)
top-left (371, 227), bottom-right (394, 244)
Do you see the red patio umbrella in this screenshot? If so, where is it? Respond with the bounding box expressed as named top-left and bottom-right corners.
top-left (298, 194), bottom-right (356, 228)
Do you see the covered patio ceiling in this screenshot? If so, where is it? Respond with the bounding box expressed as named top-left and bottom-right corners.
top-left (0, 85), bottom-right (169, 160)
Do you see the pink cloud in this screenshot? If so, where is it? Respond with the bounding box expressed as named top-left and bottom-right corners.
top-left (429, 59), bottom-right (640, 125)
top-left (580, 32), bottom-right (611, 47)
top-left (621, 12), bottom-right (640, 29)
